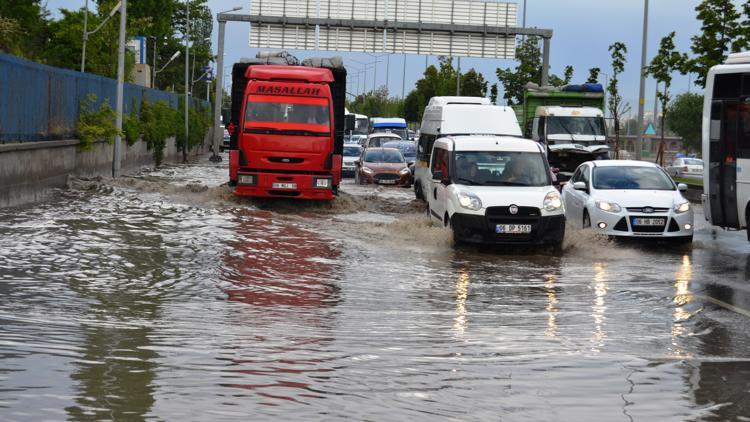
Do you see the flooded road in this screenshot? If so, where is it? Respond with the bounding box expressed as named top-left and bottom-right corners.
top-left (1, 157), bottom-right (750, 421)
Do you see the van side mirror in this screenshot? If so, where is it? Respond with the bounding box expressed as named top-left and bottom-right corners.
top-left (344, 114), bottom-right (356, 132)
top-left (677, 183), bottom-right (688, 192)
top-left (573, 181), bottom-right (588, 191)
top-left (354, 160), bottom-right (361, 166)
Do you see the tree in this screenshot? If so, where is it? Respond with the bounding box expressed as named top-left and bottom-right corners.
top-left (688, 0), bottom-right (742, 88)
top-left (646, 32), bottom-right (688, 166)
top-left (667, 93), bottom-right (703, 153)
top-left (607, 42), bottom-right (627, 158)
top-left (347, 87), bottom-right (404, 120)
top-left (496, 36), bottom-right (542, 105)
top-left (563, 65), bottom-right (574, 84)
top-left (0, 1), bottom-right (49, 59)
top-left (587, 67), bottom-right (601, 84)
top-left (460, 69), bottom-right (488, 97)
top-left (489, 84), bottom-right (498, 105)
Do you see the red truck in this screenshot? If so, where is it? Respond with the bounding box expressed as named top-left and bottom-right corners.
top-left (228, 54), bottom-right (347, 199)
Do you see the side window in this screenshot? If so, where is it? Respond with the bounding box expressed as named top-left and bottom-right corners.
top-left (738, 102), bottom-right (750, 159)
top-left (430, 147), bottom-right (443, 173)
top-left (582, 166), bottom-right (591, 186)
top-left (531, 117), bottom-right (540, 140)
top-left (570, 166), bottom-right (583, 183)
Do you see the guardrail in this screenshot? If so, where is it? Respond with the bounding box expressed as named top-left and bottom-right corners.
top-left (0, 52), bottom-right (207, 143)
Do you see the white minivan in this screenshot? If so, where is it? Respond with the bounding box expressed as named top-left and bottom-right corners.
top-left (414, 96), bottom-right (522, 201)
top-left (426, 136), bottom-right (566, 247)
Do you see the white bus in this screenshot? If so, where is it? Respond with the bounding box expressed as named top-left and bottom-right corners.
top-left (702, 52), bottom-right (750, 242)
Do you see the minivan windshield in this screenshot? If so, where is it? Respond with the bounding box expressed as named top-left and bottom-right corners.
top-left (454, 151), bottom-right (550, 187)
top-left (546, 116), bottom-right (605, 137)
top-left (593, 166), bottom-right (675, 190)
top-left (364, 149), bottom-right (404, 163)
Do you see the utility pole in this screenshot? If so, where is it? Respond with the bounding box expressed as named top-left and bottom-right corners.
top-left (456, 57), bottom-right (461, 96)
top-left (635, 0), bottom-right (649, 161)
top-left (402, 54), bottom-right (406, 98)
top-left (113, 0), bottom-right (127, 177)
top-left (184, 0), bottom-right (190, 163)
top-left (81, 0), bottom-right (89, 72)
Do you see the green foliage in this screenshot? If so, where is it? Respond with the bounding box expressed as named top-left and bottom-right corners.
top-left (586, 67), bottom-right (601, 84)
top-left (122, 112), bottom-right (141, 146)
top-left (563, 66), bottom-right (574, 84)
top-left (0, 1), bottom-right (49, 58)
top-left (496, 37), bottom-right (542, 105)
top-left (647, 32), bottom-right (688, 119)
top-left (489, 84), bottom-right (498, 105)
top-left (689, 0), bottom-right (742, 88)
top-left (607, 41), bottom-right (629, 158)
top-left (77, 94), bottom-right (118, 151)
top-left (496, 37), bottom-right (570, 105)
top-left (141, 100), bottom-right (179, 166)
top-left (667, 93), bottom-right (703, 153)
top-left (347, 87), bottom-right (405, 121)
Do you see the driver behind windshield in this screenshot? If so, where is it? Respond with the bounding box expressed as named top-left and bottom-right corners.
top-left (501, 157), bottom-right (532, 185)
top-left (456, 156), bottom-right (479, 181)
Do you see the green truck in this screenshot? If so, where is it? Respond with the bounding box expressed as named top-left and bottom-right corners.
top-left (513, 83), bottom-right (609, 181)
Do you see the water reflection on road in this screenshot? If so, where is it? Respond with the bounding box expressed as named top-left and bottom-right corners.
top-left (0, 160), bottom-right (749, 420)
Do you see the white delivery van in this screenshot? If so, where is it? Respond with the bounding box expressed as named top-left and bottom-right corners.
top-left (414, 96), bottom-right (523, 200)
top-left (426, 136), bottom-right (565, 247)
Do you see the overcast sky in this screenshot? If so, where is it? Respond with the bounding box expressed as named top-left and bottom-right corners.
top-left (44, 0), bottom-right (735, 117)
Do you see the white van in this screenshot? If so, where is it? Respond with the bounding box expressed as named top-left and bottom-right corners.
top-left (426, 136), bottom-right (566, 247)
top-left (414, 96), bottom-right (523, 200)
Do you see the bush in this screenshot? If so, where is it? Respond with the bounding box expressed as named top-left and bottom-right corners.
top-left (141, 100), bottom-right (180, 166)
top-left (77, 94), bottom-right (118, 151)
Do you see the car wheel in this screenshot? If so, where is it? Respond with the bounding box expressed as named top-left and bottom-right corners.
top-left (583, 211), bottom-right (591, 229)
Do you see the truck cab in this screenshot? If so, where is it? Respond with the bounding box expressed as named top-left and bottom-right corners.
top-left (230, 65), bottom-right (342, 199)
top-left (531, 106), bottom-right (609, 181)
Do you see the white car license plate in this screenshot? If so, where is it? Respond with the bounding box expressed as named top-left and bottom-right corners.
top-left (272, 182), bottom-right (297, 189)
top-left (379, 180), bottom-right (396, 185)
top-left (496, 224), bottom-right (532, 234)
top-left (632, 217), bottom-right (665, 226)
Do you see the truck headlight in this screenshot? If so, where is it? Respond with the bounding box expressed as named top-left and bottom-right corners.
top-left (313, 177), bottom-right (332, 189)
top-left (543, 191), bottom-right (563, 211)
top-left (457, 190), bottom-right (482, 211)
top-left (238, 174), bottom-right (257, 186)
top-left (595, 200), bottom-right (621, 213)
top-left (673, 201), bottom-right (690, 213)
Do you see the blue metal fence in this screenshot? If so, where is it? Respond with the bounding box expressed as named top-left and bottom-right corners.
top-left (0, 53), bottom-right (208, 143)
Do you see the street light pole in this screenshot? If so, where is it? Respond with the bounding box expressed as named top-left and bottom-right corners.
top-left (184, 0), bottom-right (190, 163)
top-left (113, 0), bottom-right (127, 177)
top-left (81, 0), bottom-right (89, 72)
top-left (635, 0), bottom-right (649, 161)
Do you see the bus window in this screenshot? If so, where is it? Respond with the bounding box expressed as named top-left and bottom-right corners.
top-left (710, 102), bottom-right (721, 141)
top-left (714, 73), bottom-right (742, 99)
top-left (739, 102), bottom-right (750, 157)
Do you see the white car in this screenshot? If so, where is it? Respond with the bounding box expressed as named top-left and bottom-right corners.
top-left (666, 157), bottom-right (703, 180)
top-left (366, 133), bottom-right (402, 148)
top-left (426, 136), bottom-right (565, 247)
top-left (342, 143), bottom-right (363, 177)
top-left (562, 160), bottom-right (694, 242)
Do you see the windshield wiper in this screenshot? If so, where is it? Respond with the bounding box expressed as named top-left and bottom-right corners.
top-left (456, 177), bottom-right (483, 186)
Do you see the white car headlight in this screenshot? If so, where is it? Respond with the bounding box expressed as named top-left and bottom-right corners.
top-left (457, 190), bottom-right (482, 211)
top-left (399, 167), bottom-right (410, 175)
top-left (595, 200), bottom-right (622, 213)
top-left (543, 190), bottom-right (563, 211)
top-left (362, 166), bottom-right (374, 174)
top-left (674, 201), bottom-right (690, 213)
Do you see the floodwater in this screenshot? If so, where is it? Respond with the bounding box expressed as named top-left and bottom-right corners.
top-left (1, 157), bottom-right (750, 421)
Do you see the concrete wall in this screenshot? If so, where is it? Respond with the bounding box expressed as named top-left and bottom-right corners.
top-left (0, 138), bottom-right (207, 208)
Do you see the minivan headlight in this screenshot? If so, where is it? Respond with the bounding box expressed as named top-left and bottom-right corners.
top-left (543, 191), bottom-right (563, 211)
top-left (674, 201), bottom-right (690, 214)
top-left (457, 190), bottom-right (482, 211)
top-left (595, 200), bottom-right (622, 213)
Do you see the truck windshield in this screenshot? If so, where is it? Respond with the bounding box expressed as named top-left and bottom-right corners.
top-left (454, 151), bottom-right (550, 187)
top-left (244, 95), bottom-right (330, 133)
top-left (354, 118), bottom-right (369, 135)
top-left (546, 116), bottom-right (605, 137)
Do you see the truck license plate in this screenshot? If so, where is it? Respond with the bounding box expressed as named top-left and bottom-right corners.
top-left (272, 182), bottom-right (297, 189)
top-left (496, 224), bottom-right (532, 234)
top-left (632, 217), bottom-right (665, 226)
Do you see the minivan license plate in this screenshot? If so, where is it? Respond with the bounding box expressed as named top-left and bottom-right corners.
top-left (496, 224), bottom-right (532, 234)
top-left (632, 217), bottom-right (665, 226)
top-left (272, 182), bottom-right (297, 189)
